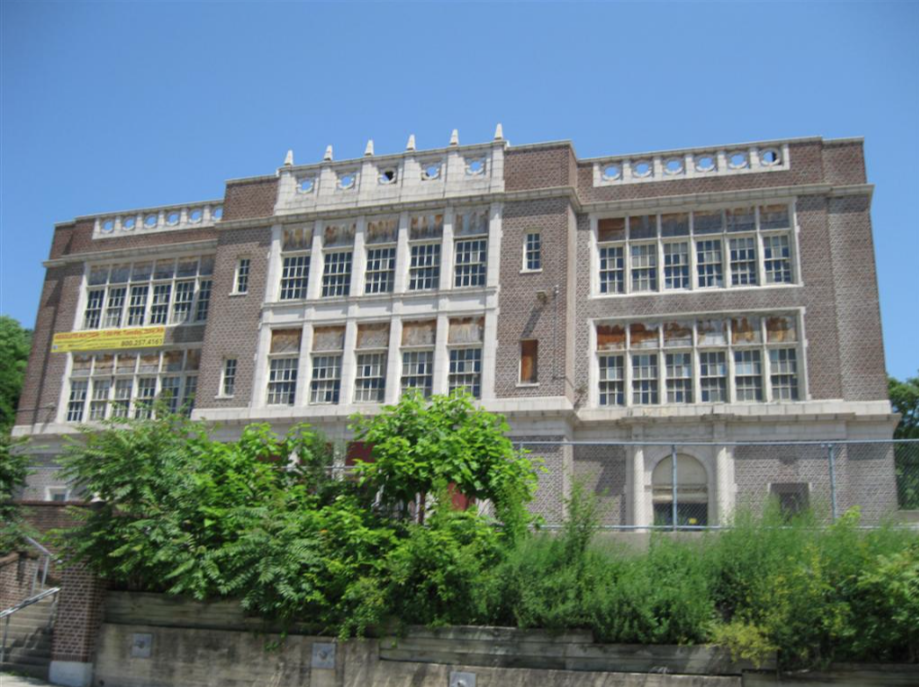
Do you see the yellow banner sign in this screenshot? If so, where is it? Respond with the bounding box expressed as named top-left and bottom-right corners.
top-left (51, 327), bottom-right (166, 353)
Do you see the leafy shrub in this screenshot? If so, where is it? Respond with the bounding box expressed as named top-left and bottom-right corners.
top-left (0, 435), bottom-right (30, 553)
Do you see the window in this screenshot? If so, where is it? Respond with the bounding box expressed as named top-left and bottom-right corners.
top-left (663, 242), bottom-right (690, 290)
top-left (365, 247), bottom-right (396, 294)
top-left (448, 317), bottom-right (484, 398)
top-left (520, 340), bottom-right (538, 384)
top-left (321, 251), bottom-right (352, 297)
top-left (524, 233), bottom-right (541, 271)
top-left (594, 204), bottom-right (794, 296)
top-left (65, 350), bottom-right (200, 422)
top-left (652, 455), bottom-right (708, 527)
top-left (82, 257), bottom-right (214, 329)
top-left (595, 313), bottom-right (802, 406)
top-left (769, 348), bottom-right (799, 400)
top-left (599, 245), bottom-right (624, 294)
top-left (631, 353), bottom-right (659, 405)
top-left (630, 244), bottom-right (657, 292)
top-left (734, 350), bottom-right (763, 401)
top-left (696, 239), bottom-right (723, 288)
top-left (222, 359), bottom-right (237, 397)
top-left (267, 329), bottom-right (301, 406)
top-left (665, 352), bottom-right (693, 403)
top-left (280, 255), bottom-right (310, 300)
top-left (598, 355), bottom-right (625, 406)
top-left (454, 238), bottom-right (487, 288)
top-left (354, 353), bottom-right (387, 403)
top-left (770, 482), bottom-right (810, 520)
top-left (763, 235), bottom-right (793, 284)
top-left (46, 488), bottom-right (70, 503)
top-left (409, 243), bottom-right (441, 291)
top-left (310, 325), bottom-right (344, 404)
top-left (729, 237), bottom-right (758, 286)
top-left (235, 258), bottom-right (251, 294)
top-left (401, 320), bottom-right (437, 398)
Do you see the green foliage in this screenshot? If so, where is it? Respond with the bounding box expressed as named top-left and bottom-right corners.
top-left (0, 316), bottom-right (31, 435)
top-left (0, 435), bottom-right (31, 552)
top-left (890, 372), bottom-right (919, 439)
top-left (351, 391), bottom-right (540, 535)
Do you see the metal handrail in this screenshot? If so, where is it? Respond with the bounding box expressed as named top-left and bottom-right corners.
top-left (0, 586), bottom-right (61, 665)
top-left (21, 535), bottom-right (56, 597)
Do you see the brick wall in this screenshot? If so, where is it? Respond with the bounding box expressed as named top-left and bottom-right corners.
top-left (51, 560), bottom-right (107, 664)
top-left (195, 225), bottom-right (273, 410)
top-left (505, 144), bottom-right (577, 192)
top-left (573, 445), bottom-right (628, 526)
top-left (223, 177), bottom-right (278, 222)
top-left (0, 552), bottom-right (42, 608)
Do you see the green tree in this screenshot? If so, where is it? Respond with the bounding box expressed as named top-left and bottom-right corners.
top-left (890, 372), bottom-right (919, 439)
top-left (0, 435), bottom-right (30, 552)
top-left (0, 316), bottom-right (32, 434)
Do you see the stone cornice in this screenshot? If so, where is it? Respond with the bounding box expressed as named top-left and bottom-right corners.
top-left (42, 238), bottom-right (219, 268)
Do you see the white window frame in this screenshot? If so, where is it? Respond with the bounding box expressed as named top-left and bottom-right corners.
top-left (522, 232), bottom-right (542, 272)
top-left (233, 257), bottom-right (251, 295)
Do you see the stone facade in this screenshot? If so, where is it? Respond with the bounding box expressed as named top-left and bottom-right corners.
top-left (12, 129), bottom-right (897, 527)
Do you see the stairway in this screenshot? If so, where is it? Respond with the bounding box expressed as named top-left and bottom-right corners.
top-left (0, 596), bottom-right (57, 680)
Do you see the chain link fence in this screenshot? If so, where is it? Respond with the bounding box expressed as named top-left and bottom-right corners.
top-left (513, 439), bottom-right (919, 530)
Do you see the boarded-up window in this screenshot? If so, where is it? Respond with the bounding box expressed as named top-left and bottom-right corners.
top-left (630, 322), bottom-right (659, 349)
top-left (72, 354), bottom-right (93, 376)
top-left (115, 354), bottom-right (137, 374)
top-left (356, 323), bottom-right (390, 349)
top-left (185, 349), bottom-right (201, 371)
top-left (629, 215), bottom-right (657, 240)
top-left (661, 213), bottom-right (689, 237)
top-left (323, 222), bottom-right (356, 247)
top-left (138, 353), bottom-right (160, 374)
top-left (766, 315), bottom-right (797, 343)
top-left (597, 217), bottom-right (625, 243)
top-left (520, 340), bottom-right (538, 384)
top-left (109, 264), bottom-right (131, 284)
top-left (663, 321), bottom-right (693, 348)
top-left (312, 326), bottom-right (345, 352)
top-left (760, 204), bottom-right (790, 230)
top-left (410, 213), bottom-right (444, 240)
top-left (731, 316), bottom-right (762, 345)
top-left (455, 208), bottom-right (489, 236)
top-left (697, 319), bottom-right (726, 346)
top-left (770, 482), bottom-right (809, 519)
top-left (366, 217), bottom-right (398, 244)
top-left (89, 266), bottom-right (109, 286)
top-left (283, 226), bottom-right (313, 251)
top-left (693, 210), bottom-right (724, 234)
top-left (726, 207), bottom-right (756, 233)
top-left (448, 317), bottom-right (484, 344)
top-left (93, 354), bottom-right (114, 375)
top-left (271, 329), bottom-right (303, 354)
top-left (402, 320), bottom-right (437, 347)
top-left (163, 351), bottom-right (184, 372)
top-left (596, 324), bottom-right (626, 351)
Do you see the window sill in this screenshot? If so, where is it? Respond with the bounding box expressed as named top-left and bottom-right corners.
top-left (516, 382), bottom-right (540, 388)
top-left (229, 292), bottom-right (248, 298)
top-left (589, 282), bottom-right (801, 300)
top-left (520, 269), bottom-right (543, 275)
top-left (214, 395), bottom-right (235, 400)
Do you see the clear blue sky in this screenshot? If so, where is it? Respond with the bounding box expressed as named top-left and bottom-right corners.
top-left (1, 1), bottom-right (917, 379)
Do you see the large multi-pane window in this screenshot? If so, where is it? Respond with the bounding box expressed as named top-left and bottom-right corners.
top-left (595, 204), bottom-right (794, 296)
top-left (82, 257), bottom-right (214, 329)
top-left (321, 251), bottom-right (352, 298)
top-left (454, 239), bottom-right (487, 288)
top-left (447, 317), bottom-right (484, 398)
top-left (65, 349), bottom-right (200, 422)
top-left (279, 225), bottom-right (313, 300)
top-left (401, 320), bottom-right (436, 398)
top-left (266, 329), bottom-right (301, 405)
top-left (595, 313), bottom-right (802, 406)
top-left (354, 323), bottom-right (389, 402)
top-left (365, 247), bottom-right (396, 294)
top-left (310, 325), bottom-right (344, 404)
top-left (409, 243), bottom-right (441, 291)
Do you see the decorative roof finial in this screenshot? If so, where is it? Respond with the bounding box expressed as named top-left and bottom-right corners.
top-left (323, 145), bottom-right (333, 161)
top-left (449, 129), bottom-right (459, 146)
top-left (406, 134), bottom-right (416, 151)
top-left (494, 123), bottom-right (504, 141)
top-left (284, 150), bottom-right (294, 166)
top-left (364, 139), bottom-right (374, 157)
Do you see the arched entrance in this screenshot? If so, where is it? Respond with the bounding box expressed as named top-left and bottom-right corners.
top-left (652, 454), bottom-right (709, 526)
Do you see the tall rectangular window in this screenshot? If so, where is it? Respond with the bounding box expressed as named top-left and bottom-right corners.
top-left (630, 244), bottom-right (657, 292)
top-left (454, 238), bottom-right (487, 288)
top-left (696, 239), bottom-right (724, 288)
top-left (280, 255), bottom-right (310, 300)
top-left (665, 352), bottom-right (693, 403)
top-left (310, 355), bottom-right (342, 404)
top-left (449, 348), bottom-right (482, 398)
top-left (763, 235), bottom-right (793, 284)
top-left (84, 290), bottom-right (104, 329)
top-left (524, 233), bottom-right (541, 271)
top-left (222, 359), bottom-right (237, 397)
top-left (321, 251), bottom-right (352, 297)
top-left (364, 247), bottom-right (396, 294)
top-left (89, 379), bottom-right (111, 420)
top-left (267, 329), bottom-right (301, 406)
top-left (729, 237), bottom-right (758, 286)
top-left (663, 242), bottom-right (690, 290)
top-left (112, 379), bottom-right (132, 418)
top-left (160, 376), bottom-right (181, 414)
top-left (195, 280), bottom-right (212, 321)
top-left (520, 340), bottom-right (538, 384)
top-left (409, 243), bottom-right (441, 291)
top-left (127, 286), bottom-right (148, 326)
top-left (599, 245), bottom-right (624, 294)
top-left (149, 284), bottom-right (172, 325)
top-left (171, 281), bottom-right (195, 323)
top-left (734, 350), bottom-right (763, 401)
top-left (235, 258), bottom-right (250, 294)
top-left (401, 350), bottom-right (433, 397)
top-left (104, 288), bottom-right (126, 328)
top-left (354, 353), bottom-right (387, 403)
top-left (699, 351), bottom-right (727, 402)
top-left (135, 378), bottom-right (156, 419)
top-left (598, 355), bottom-right (625, 406)
top-left (631, 353), bottom-right (659, 405)
top-left (67, 381), bottom-right (88, 422)
top-left (769, 348), bottom-right (799, 400)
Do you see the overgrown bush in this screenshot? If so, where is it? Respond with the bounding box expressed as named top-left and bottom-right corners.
top-left (0, 435), bottom-right (30, 553)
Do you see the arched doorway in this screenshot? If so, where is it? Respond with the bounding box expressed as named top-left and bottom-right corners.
top-left (652, 454), bottom-right (709, 526)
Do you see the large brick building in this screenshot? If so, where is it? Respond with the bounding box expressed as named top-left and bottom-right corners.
top-left (13, 127), bottom-right (897, 525)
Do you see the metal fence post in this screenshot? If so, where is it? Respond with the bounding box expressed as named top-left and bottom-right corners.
top-left (671, 444), bottom-right (678, 532)
top-left (825, 442), bottom-right (838, 522)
